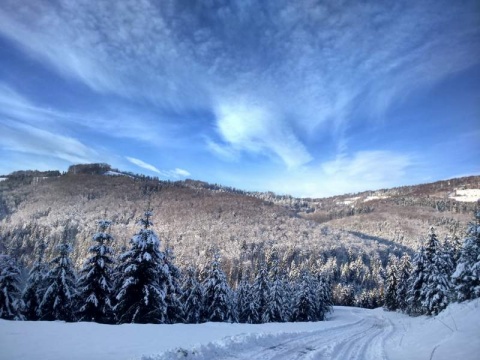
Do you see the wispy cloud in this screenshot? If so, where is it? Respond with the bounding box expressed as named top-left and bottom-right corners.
top-left (0, 119), bottom-right (98, 164)
top-left (259, 150), bottom-right (414, 197)
top-left (0, 1), bottom-right (478, 194)
top-left (212, 100), bottom-right (312, 168)
top-left (0, 0), bottom-right (477, 167)
top-left (126, 156), bottom-right (161, 174)
top-left (125, 156), bottom-right (190, 178)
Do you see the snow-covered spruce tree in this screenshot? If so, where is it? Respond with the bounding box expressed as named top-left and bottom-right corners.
top-left (115, 211), bottom-right (167, 324)
top-left (181, 266), bottom-right (204, 323)
top-left (236, 271), bottom-right (257, 323)
top-left (406, 246), bottom-right (428, 316)
top-left (315, 277), bottom-right (333, 320)
top-left (202, 252), bottom-right (234, 322)
top-left (422, 228), bottom-right (453, 315)
top-left (396, 253), bottom-right (412, 312)
top-left (76, 220), bottom-right (115, 323)
top-left (264, 253), bottom-right (289, 323)
top-left (0, 255), bottom-right (25, 320)
top-left (291, 270), bottom-right (318, 322)
top-left (250, 263), bottom-right (269, 323)
top-left (22, 241), bottom-right (49, 320)
top-left (384, 255), bottom-right (399, 311)
top-left (163, 245), bottom-right (184, 324)
top-left (452, 211), bottom-right (480, 301)
top-left (39, 243), bottom-right (77, 321)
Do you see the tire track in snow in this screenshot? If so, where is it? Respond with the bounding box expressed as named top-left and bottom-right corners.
top-left (149, 311), bottom-right (396, 360)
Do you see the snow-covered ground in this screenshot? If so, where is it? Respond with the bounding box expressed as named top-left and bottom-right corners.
top-left (1, 301), bottom-right (479, 360)
top-left (449, 189), bottom-right (480, 202)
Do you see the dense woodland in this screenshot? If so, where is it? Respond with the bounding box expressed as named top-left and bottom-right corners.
top-left (0, 165), bottom-right (479, 323)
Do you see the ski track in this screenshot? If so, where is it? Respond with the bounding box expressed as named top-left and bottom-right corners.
top-left (160, 309), bottom-right (397, 360)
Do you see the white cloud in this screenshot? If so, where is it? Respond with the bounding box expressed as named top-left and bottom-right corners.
top-left (0, 120), bottom-right (98, 164)
top-left (174, 168), bottom-right (190, 177)
top-left (125, 157), bottom-right (190, 178)
top-left (0, 0), bottom-right (478, 176)
top-left (213, 100), bottom-right (312, 168)
top-left (125, 156), bottom-right (161, 174)
top-left (259, 150), bottom-right (413, 198)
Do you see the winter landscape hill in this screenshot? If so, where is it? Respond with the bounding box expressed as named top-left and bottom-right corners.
top-left (0, 165), bottom-right (479, 359)
top-left (0, 164), bottom-right (478, 270)
top-left (0, 164), bottom-right (479, 304)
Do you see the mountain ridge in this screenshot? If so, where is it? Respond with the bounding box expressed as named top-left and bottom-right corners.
top-left (0, 164), bottom-right (478, 293)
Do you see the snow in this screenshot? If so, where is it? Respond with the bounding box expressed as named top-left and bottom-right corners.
top-left (103, 171), bottom-right (133, 178)
top-left (337, 197), bottom-right (360, 205)
top-left (1, 301), bottom-right (479, 360)
top-left (449, 189), bottom-right (480, 202)
top-left (0, 177), bottom-right (7, 182)
top-left (364, 195), bottom-right (390, 202)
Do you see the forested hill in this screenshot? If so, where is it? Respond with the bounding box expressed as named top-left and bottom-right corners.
top-left (0, 164), bottom-right (478, 303)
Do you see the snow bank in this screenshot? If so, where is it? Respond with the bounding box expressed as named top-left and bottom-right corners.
top-left (385, 299), bottom-right (480, 360)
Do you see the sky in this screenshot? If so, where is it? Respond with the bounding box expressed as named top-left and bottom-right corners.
top-left (0, 0), bottom-right (479, 198)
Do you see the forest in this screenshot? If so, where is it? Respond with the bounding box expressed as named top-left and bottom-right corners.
top-left (0, 166), bottom-right (479, 324)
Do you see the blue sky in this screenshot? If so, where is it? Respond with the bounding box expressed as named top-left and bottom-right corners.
top-left (0, 0), bottom-right (479, 197)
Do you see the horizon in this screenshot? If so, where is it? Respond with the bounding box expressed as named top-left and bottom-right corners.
top-left (2, 162), bottom-right (479, 200)
top-left (1, 1), bottom-right (479, 197)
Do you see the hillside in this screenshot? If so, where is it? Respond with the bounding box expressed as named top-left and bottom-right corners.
top-left (0, 165), bottom-right (478, 292)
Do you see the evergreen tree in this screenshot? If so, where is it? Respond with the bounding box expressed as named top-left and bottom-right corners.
top-left (23, 242), bottom-right (49, 320)
top-left (422, 228), bottom-right (453, 315)
top-left (115, 211), bottom-right (167, 324)
top-left (202, 252), bottom-right (233, 322)
top-left (315, 277), bottom-right (333, 320)
top-left (452, 211), bottom-right (480, 301)
top-left (0, 255), bottom-right (25, 320)
top-left (163, 245), bottom-right (184, 323)
top-left (76, 220), bottom-right (115, 323)
top-left (396, 253), bottom-right (412, 312)
top-left (384, 255), bottom-right (398, 311)
top-left (181, 267), bottom-right (204, 324)
top-left (39, 243), bottom-right (77, 321)
top-left (291, 270), bottom-right (318, 322)
top-left (407, 246), bottom-right (427, 315)
top-left (264, 253), bottom-right (288, 323)
top-left (236, 272), bottom-right (257, 323)
top-left (251, 263), bottom-right (269, 323)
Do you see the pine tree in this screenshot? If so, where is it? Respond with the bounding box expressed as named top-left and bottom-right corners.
top-left (202, 252), bottom-right (233, 322)
top-left (315, 277), bottom-right (333, 320)
top-left (181, 267), bottom-right (204, 323)
top-left (23, 242), bottom-right (49, 320)
top-left (163, 245), bottom-right (184, 324)
top-left (452, 211), bottom-right (480, 301)
top-left (407, 246), bottom-right (427, 315)
top-left (39, 243), bottom-right (77, 321)
top-left (236, 272), bottom-right (257, 323)
top-left (251, 263), bottom-right (269, 323)
top-left (291, 270), bottom-right (319, 322)
top-left (115, 211), bottom-right (167, 324)
top-left (0, 255), bottom-right (25, 320)
top-left (264, 252), bottom-right (288, 323)
top-left (76, 220), bottom-right (115, 323)
top-left (422, 228), bottom-right (453, 315)
top-left (384, 255), bottom-right (398, 311)
top-left (396, 253), bottom-right (412, 312)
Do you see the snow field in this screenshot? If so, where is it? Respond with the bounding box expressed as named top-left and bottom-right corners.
top-left (1, 301), bottom-right (479, 360)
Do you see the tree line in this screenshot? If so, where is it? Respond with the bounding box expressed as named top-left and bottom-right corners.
top-left (1, 210), bottom-right (478, 323)
top-left (0, 211), bottom-right (333, 324)
top-left (383, 211), bottom-right (480, 315)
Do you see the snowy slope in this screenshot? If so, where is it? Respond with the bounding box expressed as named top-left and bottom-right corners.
top-left (1, 301), bottom-right (479, 360)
